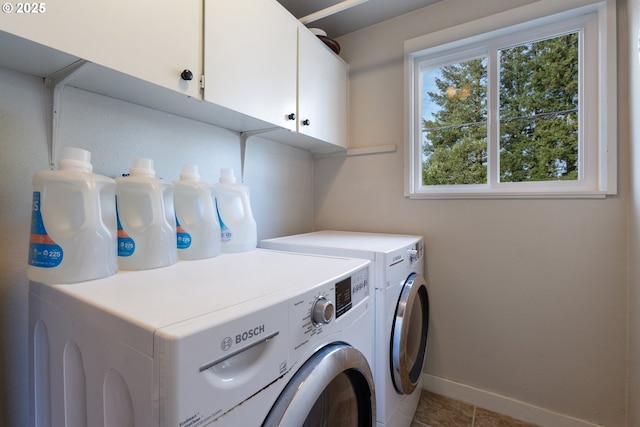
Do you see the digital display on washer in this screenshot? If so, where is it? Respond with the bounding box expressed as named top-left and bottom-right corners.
top-left (335, 277), bottom-right (352, 318)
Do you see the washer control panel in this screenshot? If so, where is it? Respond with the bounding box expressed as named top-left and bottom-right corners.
top-left (290, 266), bottom-right (369, 360)
top-left (388, 240), bottom-right (424, 271)
top-left (410, 241), bottom-right (424, 263)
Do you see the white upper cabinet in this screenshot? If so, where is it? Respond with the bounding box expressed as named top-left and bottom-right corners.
top-left (297, 27), bottom-right (348, 148)
top-left (0, 0), bottom-right (201, 98)
top-left (204, 0), bottom-right (298, 132)
top-left (0, 0), bottom-right (348, 152)
top-left (204, 0), bottom-right (348, 149)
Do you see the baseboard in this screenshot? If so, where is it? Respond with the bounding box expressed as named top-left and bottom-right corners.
top-left (421, 374), bottom-right (601, 427)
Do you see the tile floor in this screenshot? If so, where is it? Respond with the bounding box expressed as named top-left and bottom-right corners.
top-left (412, 391), bottom-right (540, 427)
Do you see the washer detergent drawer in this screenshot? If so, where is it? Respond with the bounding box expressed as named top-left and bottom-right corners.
top-left (155, 300), bottom-right (290, 427)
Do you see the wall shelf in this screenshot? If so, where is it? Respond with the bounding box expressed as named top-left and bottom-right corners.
top-left (0, 29), bottom-right (348, 156)
top-left (314, 144), bottom-right (397, 158)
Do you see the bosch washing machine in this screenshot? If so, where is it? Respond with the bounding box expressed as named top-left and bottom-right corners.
top-left (261, 231), bottom-right (429, 427)
top-left (29, 249), bottom-right (376, 426)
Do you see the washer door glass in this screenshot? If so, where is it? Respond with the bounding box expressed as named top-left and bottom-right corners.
top-left (390, 273), bottom-right (429, 395)
top-left (303, 371), bottom-right (358, 426)
top-left (263, 344), bottom-right (376, 427)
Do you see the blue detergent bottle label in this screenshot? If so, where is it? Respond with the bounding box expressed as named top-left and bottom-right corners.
top-left (216, 199), bottom-right (232, 243)
top-left (116, 197), bottom-right (135, 257)
top-left (175, 216), bottom-right (192, 249)
top-left (28, 191), bottom-right (63, 268)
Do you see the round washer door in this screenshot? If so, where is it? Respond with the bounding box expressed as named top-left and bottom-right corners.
top-left (263, 343), bottom-right (376, 427)
top-left (390, 273), bottom-right (429, 395)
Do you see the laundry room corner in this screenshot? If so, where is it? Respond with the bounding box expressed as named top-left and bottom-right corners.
top-left (312, 1), bottom-right (630, 426)
top-left (1, 0), bottom-right (637, 425)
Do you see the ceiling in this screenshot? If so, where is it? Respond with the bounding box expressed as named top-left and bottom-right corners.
top-left (276, 0), bottom-right (444, 38)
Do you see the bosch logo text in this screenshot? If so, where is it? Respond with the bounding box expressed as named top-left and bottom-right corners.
top-left (236, 324), bottom-right (265, 344)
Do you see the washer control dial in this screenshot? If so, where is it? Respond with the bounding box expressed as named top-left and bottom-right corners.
top-left (409, 244), bottom-right (422, 262)
top-left (312, 296), bottom-right (334, 325)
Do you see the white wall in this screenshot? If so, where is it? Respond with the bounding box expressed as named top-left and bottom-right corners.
top-left (316, 0), bottom-right (630, 425)
top-left (627, 0), bottom-right (640, 425)
top-left (0, 66), bottom-right (314, 426)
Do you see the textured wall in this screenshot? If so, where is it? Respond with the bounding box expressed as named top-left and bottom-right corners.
top-left (626, 0), bottom-right (640, 425)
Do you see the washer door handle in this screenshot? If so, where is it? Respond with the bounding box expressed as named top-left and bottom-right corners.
top-left (199, 331), bottom-right (279, 372)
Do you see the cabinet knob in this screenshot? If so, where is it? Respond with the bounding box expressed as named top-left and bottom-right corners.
top-left (181, 69), bottom-right (194, 81)
top-left (302, 119), bottom-right (311, 126)
top-left (287, 113), bottom-right (296, 121)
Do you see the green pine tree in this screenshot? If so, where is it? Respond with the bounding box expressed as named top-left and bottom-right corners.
top-left (499, 32), bottom-right (579, 182)
top-left (421, 32), bottom-right (579, 185)
top-left (422, 58), bottom-right (487, 185)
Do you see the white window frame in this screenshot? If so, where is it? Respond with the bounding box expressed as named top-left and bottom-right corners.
top-left (404, 0), bottom-right (617, 199)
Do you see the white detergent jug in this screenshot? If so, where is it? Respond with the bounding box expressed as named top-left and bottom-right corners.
top-left (115, 158), bottom-right (177, 270)
top-left (173, 165), bottom-right (221, 260)
top-left (27, 147), bottom-right (117, 284)
top-left (215, 168), bottom-right (257, 253)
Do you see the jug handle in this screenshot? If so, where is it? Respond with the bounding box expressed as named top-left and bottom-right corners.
top-left (239, 192), bottom-right (253, 219)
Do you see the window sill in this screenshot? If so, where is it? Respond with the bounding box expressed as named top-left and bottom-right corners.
top-left (406, 190), bottom-right (609, 200)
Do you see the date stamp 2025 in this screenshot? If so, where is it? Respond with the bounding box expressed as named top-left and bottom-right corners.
top-left (2, 2), bottom-right (46, 14)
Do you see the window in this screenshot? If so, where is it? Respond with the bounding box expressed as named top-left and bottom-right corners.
top-left (405, 1), bottom-right (616, 198)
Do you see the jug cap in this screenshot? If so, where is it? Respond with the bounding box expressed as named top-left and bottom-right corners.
top-left (59, 147), bottom-right (93, 172)
top-left (130, 157), bottom-right (156, 177)
top-left (180, 164), bottom-right (200, 181)
top-left (219, 168), bottom-right (236, 184)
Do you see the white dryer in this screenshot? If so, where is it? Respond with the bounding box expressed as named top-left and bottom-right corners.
top-left (261, 231), bottom-right (429, 427)
top-left (29, 249), bottom-right (376, 426)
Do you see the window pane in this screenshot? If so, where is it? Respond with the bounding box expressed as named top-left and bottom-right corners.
top-left (421, 58), bottom-right (488, 185)
top-left (498, 32), bottom-right (579, 182)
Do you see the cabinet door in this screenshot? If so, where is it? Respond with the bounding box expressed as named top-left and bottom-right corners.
top-left (297, 28), bottom-right (348, 148)
top-left (0, 0), bottom-right (201, 98)
top-left (203, 0), bottom-right (298, 132)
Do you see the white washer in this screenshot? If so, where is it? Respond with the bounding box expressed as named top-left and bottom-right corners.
top-left (261, 231), bottom-right (429, 427)
top-left (29, 249), bottom-right (375, 427)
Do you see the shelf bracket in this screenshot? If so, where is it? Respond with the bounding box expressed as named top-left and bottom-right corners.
top-left (43, 59), bottom-right (90, 169)
top-left (239, 127), bottom-right (282, 182)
